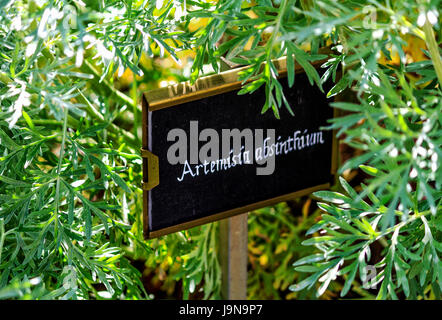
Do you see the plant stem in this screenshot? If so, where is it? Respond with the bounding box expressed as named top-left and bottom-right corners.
top-left (17, 119), bottom-right (62, 126)
top-left (423, 19), bottom-right (442, 88)
top-left (54, 106), bottom-right (69, 234)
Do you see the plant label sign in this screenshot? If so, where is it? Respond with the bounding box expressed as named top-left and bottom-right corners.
top-left (141, 57), bottom-right (337, 238)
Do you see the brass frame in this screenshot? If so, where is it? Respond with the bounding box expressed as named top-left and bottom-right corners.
top-left (142, 56), bottom-right (339, 239)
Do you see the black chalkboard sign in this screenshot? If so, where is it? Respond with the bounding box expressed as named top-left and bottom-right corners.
top-left (142, 57), bottom-right (337, 238)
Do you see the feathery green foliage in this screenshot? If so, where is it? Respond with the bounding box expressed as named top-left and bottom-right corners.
top-left (0, 0), bottom-right (440, 300)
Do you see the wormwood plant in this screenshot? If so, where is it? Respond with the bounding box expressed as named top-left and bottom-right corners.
top-left (184, 0), bottom-right (442, 299)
